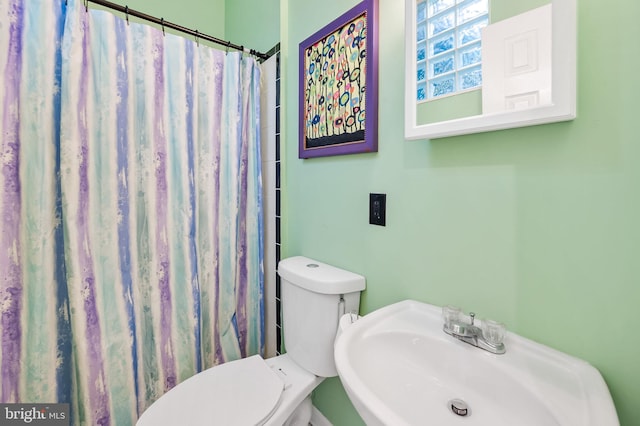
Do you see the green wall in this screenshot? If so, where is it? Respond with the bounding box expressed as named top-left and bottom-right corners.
top-left (282, 0), bottom-right (640, 425)
top-left (225, 0), bottom-right (280, 54)
top-left (112, 0), bottom-right (280, 57)
top-left (91, 0), bottom-right (226, 39)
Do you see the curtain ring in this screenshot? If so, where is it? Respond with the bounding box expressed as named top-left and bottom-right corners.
top-left (195, 30), bottom-right (199, 46)
top-left (225, 40), bottom-right (231, 54)
top-left (124, 6), bottom-right (129, 25)
top-left (84, 0), bottom-right (88, 12)
top-left (160, 18), bottom-right (165, 36)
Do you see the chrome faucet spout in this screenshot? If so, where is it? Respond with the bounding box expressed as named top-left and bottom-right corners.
top-left (443, 312), bottom-right (506, 355)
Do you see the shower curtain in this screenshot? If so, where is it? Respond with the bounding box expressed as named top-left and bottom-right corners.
top-left (0, 0), bottom-right (264, 424)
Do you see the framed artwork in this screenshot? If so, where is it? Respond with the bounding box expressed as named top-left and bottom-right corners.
top-left (299, 0), bottom-right (379, 158)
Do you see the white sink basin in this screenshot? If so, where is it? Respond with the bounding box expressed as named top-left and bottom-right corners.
top-left (334, 300), bottom-right (618, 426)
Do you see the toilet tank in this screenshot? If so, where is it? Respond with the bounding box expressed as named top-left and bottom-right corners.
top-left (278, 256), bottom-right (365, 377)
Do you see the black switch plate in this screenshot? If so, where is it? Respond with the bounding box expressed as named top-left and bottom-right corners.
top-left (369, 193), bottom-right (386, 226)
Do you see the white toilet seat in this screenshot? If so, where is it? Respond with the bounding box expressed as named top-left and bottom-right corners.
top-left (137, 355), bottom-right (285, 426)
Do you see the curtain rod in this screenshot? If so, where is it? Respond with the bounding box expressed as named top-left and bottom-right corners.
top-left (83, 0), bottom-right (270, 61)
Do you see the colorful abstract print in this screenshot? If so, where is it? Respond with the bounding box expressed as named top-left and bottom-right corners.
top-left (303, 12), bottom-right (368, 148)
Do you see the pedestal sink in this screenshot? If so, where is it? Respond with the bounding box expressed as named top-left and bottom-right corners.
top-left (334, 300), bottom-right (618, 426)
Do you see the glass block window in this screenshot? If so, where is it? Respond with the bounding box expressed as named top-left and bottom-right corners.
top-left (416, 0), bottom-right (489, 101)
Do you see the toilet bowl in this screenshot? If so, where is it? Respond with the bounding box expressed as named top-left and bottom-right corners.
top-left (136, 354), bottom-right (322, 426)
top-left (136, 256), bottom-right (365, 426)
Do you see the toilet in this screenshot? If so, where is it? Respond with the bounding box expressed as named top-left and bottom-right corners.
top-left (136, 256), bottom-right (365, 426)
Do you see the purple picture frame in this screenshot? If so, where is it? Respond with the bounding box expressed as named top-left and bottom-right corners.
top-left (299, 0), bottom-right (379, 159)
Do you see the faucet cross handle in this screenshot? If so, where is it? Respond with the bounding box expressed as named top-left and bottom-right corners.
top-left (469, 312), bottom-right (475, 326)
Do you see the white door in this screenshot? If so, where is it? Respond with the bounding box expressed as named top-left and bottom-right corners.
top-left (481, 4), bottom-right (553, 114)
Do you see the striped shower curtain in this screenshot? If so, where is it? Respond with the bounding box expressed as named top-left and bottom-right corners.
top-left (1, 0), bottom-right (264, 424)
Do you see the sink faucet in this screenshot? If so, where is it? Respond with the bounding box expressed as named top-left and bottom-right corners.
top-left (443, 311), bottom-right (506, 354)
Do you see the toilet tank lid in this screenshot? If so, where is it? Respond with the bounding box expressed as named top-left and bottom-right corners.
top-left (278, 256), bottom-right (366, 295)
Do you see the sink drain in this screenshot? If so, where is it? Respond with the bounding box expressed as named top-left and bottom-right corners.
top-left (448, 399), bottom-right (470, 417)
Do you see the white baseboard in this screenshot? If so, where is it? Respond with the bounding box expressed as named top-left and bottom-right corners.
top-left (310, 406), bottom-right (333, 426)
